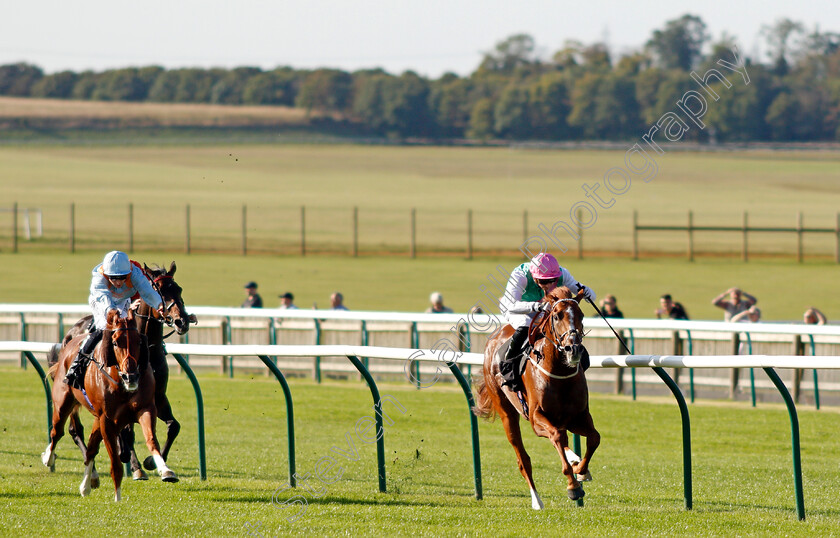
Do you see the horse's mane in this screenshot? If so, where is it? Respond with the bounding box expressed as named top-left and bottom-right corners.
top-left (545, 286), bottom-right (573, 301)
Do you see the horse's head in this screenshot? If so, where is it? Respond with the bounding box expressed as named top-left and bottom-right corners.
top-left (540, 287), bottom-right (586, 368)
top-left (104, 309), bottom-right (142, 392)
top-left (144, 262), bottom-right (195, 335)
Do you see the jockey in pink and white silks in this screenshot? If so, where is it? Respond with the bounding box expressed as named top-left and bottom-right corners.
top-left (63, 251), bottom-right (164, 389)
top-left (498, 252), bottom-right (596, 392)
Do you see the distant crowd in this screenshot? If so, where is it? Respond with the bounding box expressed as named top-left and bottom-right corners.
top-left (238, 280), bottom-right (828, 325)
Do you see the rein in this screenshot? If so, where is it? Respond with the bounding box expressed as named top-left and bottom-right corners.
top-left (585, 297), bottom-right (633, 355)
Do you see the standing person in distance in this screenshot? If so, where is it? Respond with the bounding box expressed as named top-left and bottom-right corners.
top-left (241, 282), bottom-right (263, 308)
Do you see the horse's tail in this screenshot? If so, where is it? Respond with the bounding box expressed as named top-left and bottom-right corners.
top-left (48, 362), bottom-right (60, 381)
top-left (46, 343), bottom-right (61, 369)
top-left (471, 374), bottom-right (497, 421)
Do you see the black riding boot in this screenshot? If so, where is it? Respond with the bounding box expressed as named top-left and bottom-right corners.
top-left (64, 329), bottom-right (102, 389)
top-left (500, 325), bottom-right (529, 392)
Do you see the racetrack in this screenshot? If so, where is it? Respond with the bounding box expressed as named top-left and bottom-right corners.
top-left (3, 366), bottom-right (840, 536)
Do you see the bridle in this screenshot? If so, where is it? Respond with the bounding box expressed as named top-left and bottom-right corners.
top-left (95, 323), bottom-right (140, 388)
top-left (530, 298), bottom-right (584, 380)
top-left (136, 273), bottom-right (188, 339)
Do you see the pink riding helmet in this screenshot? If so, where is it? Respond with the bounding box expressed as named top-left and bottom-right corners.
top-left (530, 252), bottom-right (561, 280)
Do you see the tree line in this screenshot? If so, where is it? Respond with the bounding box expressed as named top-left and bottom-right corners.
top-left (2, 14), bottom-right (839, 142)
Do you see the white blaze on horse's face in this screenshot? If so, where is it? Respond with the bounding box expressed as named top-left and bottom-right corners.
top-left (552, 300), bottom-right (584, 367)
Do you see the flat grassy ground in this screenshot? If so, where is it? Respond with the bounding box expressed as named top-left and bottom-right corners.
top-left (1, 367), bottom-right (839, 536)
top-left (2, 145), bottom-right (839, 257)
top-left (0, 251), bottom-right (837, 322)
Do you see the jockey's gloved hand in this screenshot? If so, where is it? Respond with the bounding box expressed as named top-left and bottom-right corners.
top-left (578, 285), bottom-right (592, 300)
top-left (531, 302), bottom-right (550, 313)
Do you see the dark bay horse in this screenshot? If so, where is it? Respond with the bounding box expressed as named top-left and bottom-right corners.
top-left (473, 286), bottom-right (600, 509)
top-left (47, 262), bottom-right (194, 480)
top-left (42, 309), bottom-right (177, 501)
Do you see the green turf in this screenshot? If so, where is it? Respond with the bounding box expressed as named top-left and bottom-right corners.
top-left (2, 145), bottom-right (839, 257)
top-left (0, 251), bottom-right (837, 322)
top-left (2, 366), bottom-right (839, 536)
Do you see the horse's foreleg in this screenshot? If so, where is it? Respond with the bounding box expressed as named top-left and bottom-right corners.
top-left (99, 420), bottom-right (122, 501)
top-left (531, 410), bottom-right (583, 501)
top-left (42, 386), bottom-right (77, 468)
top-left (80, 416), bottom-right (102, 497)
top-left (500, 411), bottom-right (543, 510)
top-left (156, 395), bottom-right (180, 463)
top-left (569, 412), bottom-right (601, 480)
top-left (137, 409), bottom-right (179, 483)
top-left (119, 425), bottom-right (147, 480)
top-left (68, 412), bottom-right (99, 488)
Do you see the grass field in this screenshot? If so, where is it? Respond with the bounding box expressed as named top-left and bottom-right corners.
top-left (2, 366), bottom-right (840, 536)
top-left (2, 145), bottom-right (840, 257)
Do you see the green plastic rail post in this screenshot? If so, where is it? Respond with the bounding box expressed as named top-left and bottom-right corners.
top-left (313, 319), bottom-right (322, 384)
top-left (258, 356), bottom-right (296, 487)
top-left (20, 313), bottom-right (27, 369)
top-left (628, 329), bottom-right (636, 400)
top-left (685, 330), bottom-right (694, 403)
top-left (651, 366), bottom-right (692, 510)
top-left (172, 353), bottom-right (207, 480)
top-left (410, 323), bottom-right (420, 389)
top-left (24, 351), bottom-right (53, 471)
top-left (763, 367), bottom-right (805, 521)
top-left (746, 333), bottom-right (756, 407)
top-left (445, 361), bottom-right (483, 500)
top-left (346, 355), bottom-right (387, 492)
top-left (360, 321), bottom-right (369, 371)
top-left (808, 335), bottom-right (819, 410)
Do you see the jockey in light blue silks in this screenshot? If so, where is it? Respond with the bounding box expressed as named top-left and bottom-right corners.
top-left (64, 251), bottom-right (164, 389)
top-left (498, 252), bottom-right (596, 392)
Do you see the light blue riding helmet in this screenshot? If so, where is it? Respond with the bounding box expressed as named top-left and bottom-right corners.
top-left (102, 251), bottom-right (131, 276)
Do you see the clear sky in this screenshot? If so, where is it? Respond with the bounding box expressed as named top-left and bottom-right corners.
top-left (2, 0), bottom-right (838, 77)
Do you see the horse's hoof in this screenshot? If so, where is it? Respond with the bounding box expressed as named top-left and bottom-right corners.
top-left (567, 486), bottom-right (585, 500)
top-left (160, 470), bottom-right (179, 483)
top-left (132, 469), bottom-right (149, 481)
top-left (575, 471), bottom-right (592, 482)
top-left (91, 475), bottom-right (100, 489)
top-left (143, 456), bottom-right (157, 471)
top-left (80, 482), bottom-right (91, 497)
top-left (41, 450), bottom-right (55, 467)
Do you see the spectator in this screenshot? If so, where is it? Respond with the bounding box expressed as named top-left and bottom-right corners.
top-left (330, 292), bottom-right (349, 311)
top-left (731, 305), bottom-right (761, 324)
top-left (655, 294), bottom-right (689, 320)
top-left (469, 305), bottom-right (485, 315)
top-left (731, 306), bottom-right (761, 355)
top-left (712, 287), bottom-right (757, 322)
top-left (803, 307), bottom-right (827, 325)
top-left (425, 291), bottom-right (453, 313)
top-left (599, 294), bottom-right (624, 318)
top-left (279, 292), bottom-right (298, 310)
top-left (241, 281), bottom-right (263, 308)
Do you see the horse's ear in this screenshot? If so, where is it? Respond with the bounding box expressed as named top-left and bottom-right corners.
top-left (102, 331), bottom-right (118, 367)
top-left (143, 263), bottom-right (154, 279)
top-left (575, 288), bottom-right (586, 302)
top-left (106, 309), bottom-right (119, 329)
top-left (168, 261), bottom-right (176, 276)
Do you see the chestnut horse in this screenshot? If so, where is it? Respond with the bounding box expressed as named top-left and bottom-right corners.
top-left (42, 309), bottom-right (177, 501)
top-left (48, 262), bottom-right (194, 480)
top-left (473, 286), bottom-right (600, 509)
